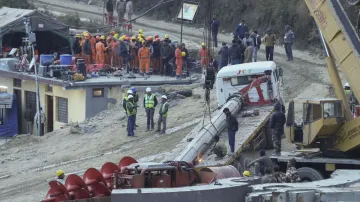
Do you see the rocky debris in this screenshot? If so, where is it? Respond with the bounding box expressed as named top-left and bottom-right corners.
top-left (176, 94), bottom-right (186, 99)
top-left (193, 94), bottom-right (201, 99)
top-left (70, 122), bottom-right (83, 134)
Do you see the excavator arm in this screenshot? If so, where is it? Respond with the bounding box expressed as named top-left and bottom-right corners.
top-left (303, 0), bottom-right (360, 152)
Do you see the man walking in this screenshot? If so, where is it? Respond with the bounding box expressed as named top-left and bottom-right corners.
top-left (284, 25), bottom-right (295, 61)
top-left (160, 39), bottom-right (171, 76)
top-left (264, 29), bottom-right (276, 61)
top-left (251, 30), bottom-right (261, 62)
top-left (156, 95), bottom-right (169, 134)
top-left (199, 43), bottom-right (209, 69)
top-left (235, 20), bottom-right (249, 41)
top-left (223, 108), bottom-right (238, 156)
top-left (116, 0), bottom-right (126, 25)
top-left (218, 42), bottom-right (229, 70)
top-left (123, 89), bottom-right (134, 131)
top-left (270, 103), bottom-right (286, 156)
top-left (211, 15), bottom-right (220, 48)
top-left (144, 87), bottom-right (158, 131)
top-left (126, 95), bottom-right (137, 137)
top-left (34, 107), bottom-right (46, 136)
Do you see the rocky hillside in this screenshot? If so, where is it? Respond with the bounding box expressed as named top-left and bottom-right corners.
top-left (132, 0), bottom-right (358, 50)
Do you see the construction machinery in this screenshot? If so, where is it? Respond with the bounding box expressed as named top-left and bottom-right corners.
top-left (269, 0), bottom-right (360, 181)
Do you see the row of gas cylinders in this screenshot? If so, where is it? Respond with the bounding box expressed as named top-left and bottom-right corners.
top-left (42, 156), bottom-right (138, 202)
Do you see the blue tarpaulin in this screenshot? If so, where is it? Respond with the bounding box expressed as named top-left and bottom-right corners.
top-left (0, 94), bottom-right (18, 137)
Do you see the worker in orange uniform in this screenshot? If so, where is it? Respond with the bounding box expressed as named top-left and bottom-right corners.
top-left (130, 36), bottom-right (139, 71)
top-left (96, 36), bottom-right (107, 65)
top-left (112, 34), bottom-right (120, 66)
top-left (106, 33), bottom-right (114, 65)
top-left (199, 43), bottom-right (209, 69)
top-left (175, 44), bottom-right (183, 79)
top-left (138, 41), bottom-right (151, 77)
top-left (89, 33), bottom-right (96, 64)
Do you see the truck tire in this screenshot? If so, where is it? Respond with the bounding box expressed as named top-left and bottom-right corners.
top-left (297, 167), bottom-right (324, 182)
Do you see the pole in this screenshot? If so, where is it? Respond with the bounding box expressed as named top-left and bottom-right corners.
top-left (180, 0), bottom-right (184, 44)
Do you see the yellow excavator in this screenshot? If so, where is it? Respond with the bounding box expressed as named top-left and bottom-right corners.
top-left (272, 0), bottom-right (360, 181)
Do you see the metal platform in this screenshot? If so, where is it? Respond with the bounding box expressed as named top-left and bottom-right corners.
top-left (199, 105), bottom-right (274, 166)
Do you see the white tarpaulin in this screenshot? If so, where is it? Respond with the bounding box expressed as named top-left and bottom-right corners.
top-left (0, 94), bottom-right (13, 108)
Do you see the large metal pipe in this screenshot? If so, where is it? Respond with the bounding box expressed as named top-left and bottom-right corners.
top-left (175, 96), bottom-right (244, 162)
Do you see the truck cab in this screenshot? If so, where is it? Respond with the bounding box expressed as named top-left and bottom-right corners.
top-left (215, 61), bottom-right (283, 107)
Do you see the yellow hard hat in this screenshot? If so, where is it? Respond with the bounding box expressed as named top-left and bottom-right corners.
top-left (132, 36), bottom-right (136, 40)
top-left (181, 51), bottom-right (186, 57)
top-left (202, 42), bottom-right (206, 47)
top-left (82, 31), bottom-right (88, 35)
top-left (100, 35), bottom-right (105, 40)
top-left (75, 34), bottom-right (82, 38)
top-left (114, 34), bottom-right (119, 39)
top-left (119, 37), bottom-right (124, 41)
top-left (165, 34), bottom-right (169, 39)
top-left (56, 170), bottom-right (64, 177)
top-left (243, 170), bottom-right (250, 177)
top-left (139, 29), bottom-right (143, 34)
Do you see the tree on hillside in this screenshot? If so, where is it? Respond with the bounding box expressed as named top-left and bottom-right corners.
top-left (0, 0), bottom-right (34, 9)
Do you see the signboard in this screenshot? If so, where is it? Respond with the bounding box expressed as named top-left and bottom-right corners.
top-left (177, 2), bottom-right (199, 22)
top-left (0, 94), bottom-right (13, 108)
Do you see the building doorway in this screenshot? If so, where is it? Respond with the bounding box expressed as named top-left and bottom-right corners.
top-left (14, 89), bottom-right (22, 133)
top-left (46, 95), bottom-right (54, 133)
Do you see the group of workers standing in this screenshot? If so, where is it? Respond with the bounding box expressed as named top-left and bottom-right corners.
top-left (122, 87), bottom-right (169, 137)
top-left (212, 18), bottom-right (295, 70)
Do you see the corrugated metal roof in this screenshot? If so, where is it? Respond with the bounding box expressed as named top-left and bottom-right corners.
top-left (0, 7), bottom-right (35, 28)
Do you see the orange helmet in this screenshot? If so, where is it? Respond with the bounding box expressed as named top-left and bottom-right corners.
top-left (126, 37), bottom-right (131, 41)
top-left (154, 34), bottom-right (159, 39)
top-left (146, 36), bottom-right (152, 41)
top-left (110, 31), bottom-right (115, 35)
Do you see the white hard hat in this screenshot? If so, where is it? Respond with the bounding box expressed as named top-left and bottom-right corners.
top-left (344, 83), bottom-right (350, 88)
top-left (146, 87), bottom-right (152, 92)
top-left (127, 89), bottom-right (133, 94)
top-left (162, 95), bottom-right (167, 99)
top-left (128, 95), bottom-right (134, 99)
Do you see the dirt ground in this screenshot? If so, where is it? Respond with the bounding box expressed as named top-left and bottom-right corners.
top-left (0, 1), bottom-right (343, 201)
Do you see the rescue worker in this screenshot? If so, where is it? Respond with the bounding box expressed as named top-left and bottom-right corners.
top-left (144, 87), bottom-right (158, 131)
top-left (112, 34), bottom-right (120, 66)
top-left (152, 38), bottom-right (161, 73)
top-left (344, 83), bottom-right (358, 111)
top-left (82, 33), bottom-right (92, 64)
top-left (270, 102), bottom-right (286, 156)
top-left (130, 36), bottom-right (139, 71)
top-left (126, 94), bottom-right (137, 137)
top-left (123, 89), bottom-right (133, 131)
top-left (211, 15), bottom-right (220, 48)
top-left (223, 107), bottom-right (238, 156)
top-left (119, 36), bottom-right (130, 71)
top-left (218, 42), bottom-right (229, 70)
top-left (139, 29), bottom-right (144, 35)
top-left (273, 165), bottom-right (286, 183)
top-left (96, 36), bottom-right (107, 65)
top-left (89, 33), bottom-right (96, 64)
top-left (199, 43), bottom-right (209, 69)
top-left (131, 87), bottom-right (139, 127)
top-left (106, 33), bottom-right (114, 65)
top-left (247, 149), bottom-right (274, 176)
top-left (156, 95), bottom-right (169, 134)
top-left (106, 0), bottom-right (114, 25)
top-left (264, 28), bottom-right (276, 61)
top-left (175, 44), bottom-right (183, 79)
top-left (285, 158), bottom-right (301, 183)
top-left (56, 170), bottom-right (65, 184)
top-left (160, 39), bottom-right (172, 76)
top-left (73, 34), bottom-right (82, 57)
top-left (243, 170), bottom-right (251, 177)
top-left (138, 41), bottom-right (151, 76)
top-left (284, 25), bottom-right (295, 61)
top-left (209, 135), bottom-right (227, 158)
top-left (116, 0), bottom-right (126, 25)
top-left (261, 169), bottom-right (277, 184)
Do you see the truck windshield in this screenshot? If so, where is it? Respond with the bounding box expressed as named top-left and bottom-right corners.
top-left (230, 74), bottom-right (264, 86)
top-left (323, 102), bottom-right (342, 118)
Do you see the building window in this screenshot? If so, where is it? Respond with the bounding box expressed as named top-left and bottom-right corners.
top-left (46, 85), bottom-right (53, 92)
top-left (13, 79), bottom-right (21, 87)
top-left (57, 97), bottom-right (68, 123)
top-left (25, 91), bottom-right (36, 109)
top-left (93, 88), bottom-right (104, 97)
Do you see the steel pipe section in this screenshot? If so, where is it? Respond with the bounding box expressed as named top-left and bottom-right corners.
top-left (175, 96), bottom-right (244, 162)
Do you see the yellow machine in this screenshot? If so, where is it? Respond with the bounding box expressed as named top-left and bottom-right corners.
top-left (286, 0), bottom-right (360, 154)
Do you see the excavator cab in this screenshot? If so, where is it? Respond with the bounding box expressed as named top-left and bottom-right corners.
top-left (285, 98), bottom-right (345, 147)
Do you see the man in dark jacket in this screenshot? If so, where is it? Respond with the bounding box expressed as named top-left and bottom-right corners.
top-left (182, 43), bottom-right (189, 76)
top-left (284, 25), bottom-right (295, 61)
top-left (82, 35), bottom-right (92, 64)
top-left (118, 39), bottom-right (130, 72)
top-left (237, 40), bottom-right (246, 64)
top-left (152, 39), bottom-right (161, 73)
top-left (73, 35), bottom-right (81, 57)
top-left (211, 15), bottom-right (220, 48)
top-left (218, 42), bottom-right (229, 70)
top-left (235, 20), bottom-right (249, 40)
top-left (160, 40), bottom-right (171, 76)
top-left (223, 107), bottom-right (238, 156)
top-left (229, 40), bottom-right (241, 65)
top-left (270, 102), bottom-right (286, 156)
